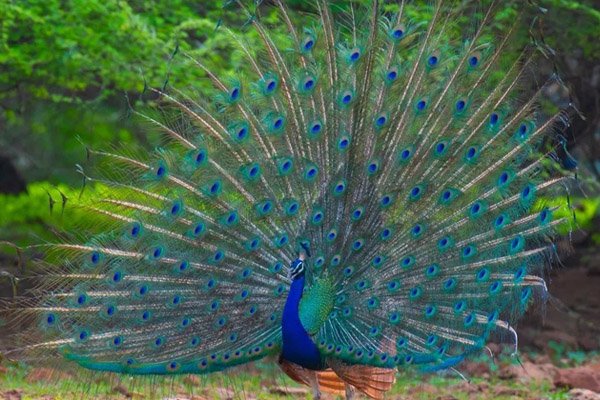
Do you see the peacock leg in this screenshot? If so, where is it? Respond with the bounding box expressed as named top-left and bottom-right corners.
top-left (308, 371), bottom-right (322, 400)
top-left (345, 383), bottom-right (356, 400)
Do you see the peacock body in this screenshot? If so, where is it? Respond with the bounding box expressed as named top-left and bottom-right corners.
top-left (2, 1), bottom-right (575, 399)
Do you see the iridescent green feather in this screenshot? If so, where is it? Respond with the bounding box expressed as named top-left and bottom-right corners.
top-left (299, 277), bottom-right (336, 336)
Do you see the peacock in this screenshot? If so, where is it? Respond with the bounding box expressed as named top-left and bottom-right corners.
top-left (1, 1), bottom-right (576, 399)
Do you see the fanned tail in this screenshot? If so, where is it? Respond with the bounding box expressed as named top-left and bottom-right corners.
top-left (1, 0), bottom-right (576, 392)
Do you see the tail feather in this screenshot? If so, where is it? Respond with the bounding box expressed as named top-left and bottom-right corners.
top-left (328, 359), bottom-right (396, 400)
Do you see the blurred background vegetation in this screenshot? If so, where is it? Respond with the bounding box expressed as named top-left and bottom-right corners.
top-left (0, 0), bottom-right (599, 348)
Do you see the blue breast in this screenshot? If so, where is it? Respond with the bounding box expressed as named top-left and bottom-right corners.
top-left (281, 275), bottom-right (324, 370)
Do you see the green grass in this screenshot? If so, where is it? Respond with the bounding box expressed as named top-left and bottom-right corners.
top-left (0, 359), bottom-right (573, 399)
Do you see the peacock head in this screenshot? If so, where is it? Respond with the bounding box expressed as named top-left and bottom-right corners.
top-left (288, 240), bottom-right (311, 280)
top-left (288, 259), bottom-right (305, 281)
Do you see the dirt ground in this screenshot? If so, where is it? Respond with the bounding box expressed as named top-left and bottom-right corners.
top-left (519, 244), bottom-right (600, 353)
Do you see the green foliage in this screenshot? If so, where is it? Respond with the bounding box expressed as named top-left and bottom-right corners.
top-left (0, 182), bottom-right (114, 246)
top-left (0, 182), bottom-right (75, 245)
top-left (543, 0), bottom-right (600, 59)
top-left (566, 350), bottom-right (590, 366)
top-left (539, 196), bottom-right (600, 237)
top-left (0, 0), bottom-right (257, 183)
top-left (547, 340), bottom-right (599, 366)
top-left (0, 0), bottom-right (238, 102)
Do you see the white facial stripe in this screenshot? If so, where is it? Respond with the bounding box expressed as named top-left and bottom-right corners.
top-left (290, 261), bottom-right (304, 279)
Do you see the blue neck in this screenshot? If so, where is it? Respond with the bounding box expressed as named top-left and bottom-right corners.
top-left (281, 274), bottom-right (323, 370)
